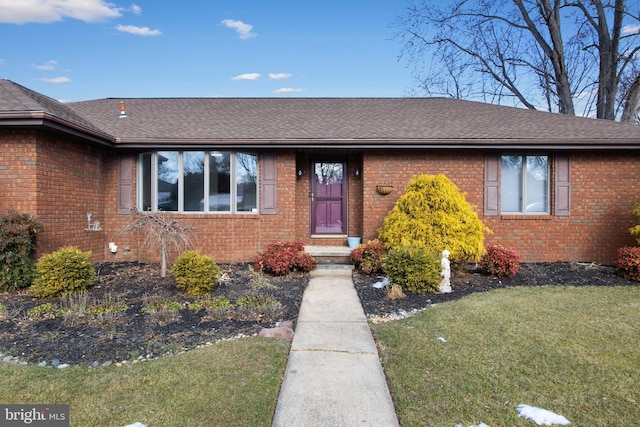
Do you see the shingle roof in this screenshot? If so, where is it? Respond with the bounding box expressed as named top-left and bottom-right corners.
top-left (0, 79), bottom-right (107, 135)
top-left (67, 97), bottom-right (640, 149)
top-left (2, 79), bottom-right (640, 149)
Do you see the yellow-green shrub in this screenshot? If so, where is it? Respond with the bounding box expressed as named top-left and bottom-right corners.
top-left (383, 245), bottom-right (440, 294)
top-left (629, 199), bottom-right (640, 244)
top-left (171, 250), bottom-right (220, 296)
top-left (31, 246), bottom-right (95, 298)
top-left (378, 174), bottom-right (490, 261)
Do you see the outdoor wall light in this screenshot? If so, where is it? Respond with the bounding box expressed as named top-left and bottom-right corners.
top-left (355, 168), bottom-right (361, 177)
top-left (297, 169), bottom-right (303, 177)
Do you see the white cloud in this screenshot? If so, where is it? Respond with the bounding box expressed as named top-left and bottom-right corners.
top-left (268, 73), bottom-right (292, 80)
top-left (131, 4), bottom-right (142, 15)
top-left (274, 88), bottom-right (304, 94)
top-left (232, 73), bottom-right (261, 81)
top-left (116, 24), bottom-right (162, 36)
top-left (41, 76), bottom-right (71, 84)
top-left (36, 60), bottom-right (58, 70)
top-left (622, 25), bottom-right (640, 36)
top-left (0, 0), bottom-right (123, 24)
top-left (221, 19), bottom-right (256, 39)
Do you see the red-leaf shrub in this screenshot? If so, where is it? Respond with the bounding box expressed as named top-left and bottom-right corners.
top-left (254, 241), bottom-right (317, 276)
top-left (0, 210), bottom-right (43, 291)
top-left (350, 239), bottom-right (385, 274)
top-left (481, 244), bottom-right (521, 279)
top-left (615, 246), bottom-right (640, 282)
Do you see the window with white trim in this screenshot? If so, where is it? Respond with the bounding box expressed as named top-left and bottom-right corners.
top-left (138, 151), bottom-right (258, 213)
top-left (501, 154), bottom-right (549, 214)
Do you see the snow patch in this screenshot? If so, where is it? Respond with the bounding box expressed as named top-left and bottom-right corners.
top-left (517, 404), bottom-right (570, 425)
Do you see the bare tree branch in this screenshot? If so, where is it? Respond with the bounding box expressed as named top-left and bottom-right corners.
top-left (123, 211), bottom-right (195, 277)
top-left (396, 0), bottom-right (640, 121)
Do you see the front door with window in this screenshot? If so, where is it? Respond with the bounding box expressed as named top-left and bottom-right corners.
top-left (311, 161), bottom-right (347, 235)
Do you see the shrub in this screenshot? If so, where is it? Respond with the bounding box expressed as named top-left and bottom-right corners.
top-left (0, 211), bottom-right (43, 292)
top-left (141, 298), bottom-right (183, 314)
top-left (383, 245), bottom-right (441, 294)
top-left (385, 283), bottom-right (406, 300)
top-left (31, 246), bottom-right (95, 299)
top-left (236, 294), bottom-right (281, 309)
top-left (254, 241), bottom-right (317, 276)
top-left (615, 246), bottom-right (640, 282)
top-left (350, 239), bottom-right (385, 274)
top-left (629, 199), bottom-right (640, 244)
top-left (189, 296), bottom-right (233, 313)
top-left (171, 250), bottom-right (220, 296)
top-left (378, 174), bottom-right (490, 262)
top-left (27, 302), bottom-right (55, 318)
top-left (481, 244), bottom-right (522, 279)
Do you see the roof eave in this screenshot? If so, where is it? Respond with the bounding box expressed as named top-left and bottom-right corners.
top-left (112, 137), bottom-right (640, 151)
top-left (0, 112), bottom-right (115, 148)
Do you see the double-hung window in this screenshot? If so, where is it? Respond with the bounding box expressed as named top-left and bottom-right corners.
top-left (139, 151), bottom-right (258, 213)
top-left (501, 155), bottom-right (549, 214)
top-left (484, 153), bottom-right (570, 217)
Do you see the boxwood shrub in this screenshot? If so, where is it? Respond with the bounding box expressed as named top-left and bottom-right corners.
top-left (31, 246), bottom-right (95, 299)
top-left (171, 250), bottom-right (220, 296)
top-left (383, 245), bottom-right (440, 294)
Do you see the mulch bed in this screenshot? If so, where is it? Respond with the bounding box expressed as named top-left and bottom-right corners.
top-left (0, 261), bottom-right (636, 366)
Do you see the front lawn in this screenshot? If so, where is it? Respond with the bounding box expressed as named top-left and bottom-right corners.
top-left (372, 286), bottom-right (640, 426)
top-left (0, 338), bottom-right (289, 426)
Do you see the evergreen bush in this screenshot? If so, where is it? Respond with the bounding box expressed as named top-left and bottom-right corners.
top-left (254, 241), bottom-right (317, 276)
top-left (615, 246), bottom-right (640, 282)
top-left (378, 174), bottom-right (489, 262)
top-left (629, 199), bottom-right (640, 244)
top-left (383, 245), bottom-right (441, 294)
top-left (31, 246), bottom-right (95, 298)
top-left (171, 250), bottom-right (220, 296)
top-left (481, 244), bottom-right (522, 278)
top-left (350, 239), bottom-right (385, 274)
top-left (0, 211), bottom-right (43, 292)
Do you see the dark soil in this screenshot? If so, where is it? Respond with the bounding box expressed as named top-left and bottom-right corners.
top-left (0, 261), bottom-right (636, 366)
top-left (0, 263), bottom-right (308, 366)
top-left (354, 261), bottom-right (637, 319)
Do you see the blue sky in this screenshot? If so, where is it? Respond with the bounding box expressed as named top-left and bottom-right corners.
top-left (0, 0), bottom-right (414, 101)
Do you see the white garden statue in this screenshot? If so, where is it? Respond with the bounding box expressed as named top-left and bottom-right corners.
top-left (439, 249), bottom-right (452, 293)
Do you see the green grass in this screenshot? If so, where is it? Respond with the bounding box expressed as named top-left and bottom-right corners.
top-left (372, 286), bottom-right (640, 427)
top-left (0, 337), bottom-right (289, 427)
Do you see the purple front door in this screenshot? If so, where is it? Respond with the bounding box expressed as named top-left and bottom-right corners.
top-left (311, 162), bottom-right (347, 235)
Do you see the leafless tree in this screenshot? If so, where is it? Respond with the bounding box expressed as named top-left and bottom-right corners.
top-left (396, 0), bottom-right (640, 121)
top-left (123, 211), bottom-right (195, 278)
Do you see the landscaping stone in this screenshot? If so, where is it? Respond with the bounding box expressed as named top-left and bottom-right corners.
top-left (259, 321), bottom-right (295, 341)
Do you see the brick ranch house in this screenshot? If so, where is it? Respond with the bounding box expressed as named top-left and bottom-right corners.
top-left (1, 78), bottom-right (640, 265)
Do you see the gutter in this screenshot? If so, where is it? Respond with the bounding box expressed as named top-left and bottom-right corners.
top-left (112, 137), bottom-right (640, 151)
top-left (0, 111), bottom-right (115, 148)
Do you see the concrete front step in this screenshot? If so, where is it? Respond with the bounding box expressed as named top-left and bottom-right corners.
top-left (304, 245), bottom-right (353, 264)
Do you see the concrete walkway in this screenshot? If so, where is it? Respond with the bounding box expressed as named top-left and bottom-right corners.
top-left (272, 266), bottom-right (399, 427)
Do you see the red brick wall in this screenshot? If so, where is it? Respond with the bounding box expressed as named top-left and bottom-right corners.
top-left (1, 130), bottom-right (107, 259)
top-left (103, 151), bottom-right (300, 265)
top-left (34, 132), bottom-right (107, 258)
top-left (484, 152), bottom-right (639, 263)
top-left (0, 130), bottom-right (38, 214)
top-left (361, 150), bottom-right (640, 264)
top-left (3, 128), bottom-right (638, 266)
